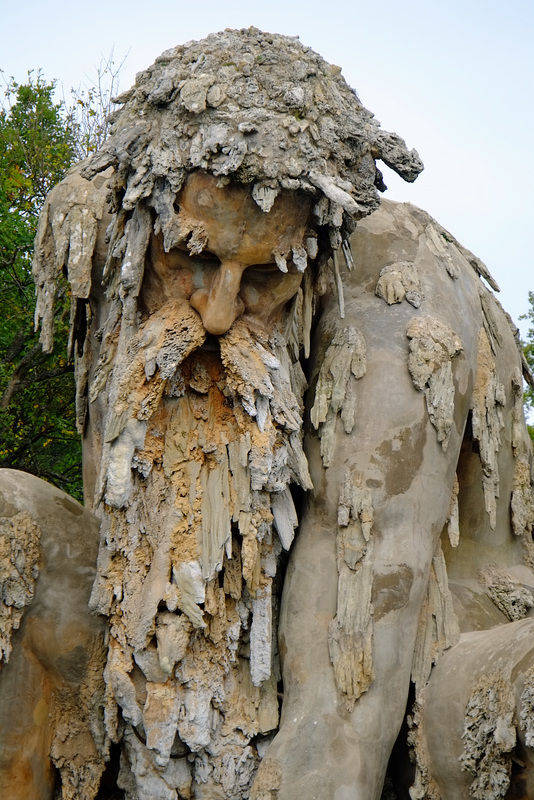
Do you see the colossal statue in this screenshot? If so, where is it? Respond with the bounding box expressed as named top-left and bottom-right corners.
top-left (1, 27), bottom-right (534, 800)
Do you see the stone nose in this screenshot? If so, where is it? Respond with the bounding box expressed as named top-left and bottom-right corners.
top-left (189, 261), bottom-right (246, 335)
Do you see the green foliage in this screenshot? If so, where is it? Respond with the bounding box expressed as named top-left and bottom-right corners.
top-left (0, 72), bottom-right (82, 499)
top-left (521, 291), bottom-right (534, 442)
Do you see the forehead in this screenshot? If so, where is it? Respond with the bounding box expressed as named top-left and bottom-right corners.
top-left (177, 171), bottom-right (313, 260)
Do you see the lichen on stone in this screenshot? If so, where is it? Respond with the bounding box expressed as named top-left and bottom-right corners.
top-left (0, 511), bottom-right (41, 662)
top-left (478, 564), bottom-right (534, 621)
top-left (459, 669), bottom-right (516, 800)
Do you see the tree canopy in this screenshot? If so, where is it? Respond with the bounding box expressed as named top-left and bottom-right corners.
top-left (0, 73), bottom-right (82, 498)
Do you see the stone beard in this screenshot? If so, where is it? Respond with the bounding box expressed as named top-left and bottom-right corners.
top-left (32, 161), bottom-right (327, 798)
top-left (87, 278), bottom-right (314, 798)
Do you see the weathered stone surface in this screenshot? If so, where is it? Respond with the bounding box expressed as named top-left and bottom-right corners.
top-left (0, 509), bottom-right (40, 661)
top-left (411, 540), bottom-right (460, 692)
top-left (2, 26), bottom-right (533, 800)
top-left (478, 563), bottom-right (534, 621)
top-left (375, 260), bottom-right (423, 307)
top-left (406, 316), bottom-right (463, 450)
top-left (310, 325), bottom-right (366, 466)
top-left (0, 470), bottom-right (106, 800)
top-left (417, 620), bottom-right (534, 800)
top-left (258, 198), bottom-right (534, 800)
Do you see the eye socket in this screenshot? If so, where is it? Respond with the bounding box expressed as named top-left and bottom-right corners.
top-left (175, 243), bottom-right (220, 263)
top-left (189, 249), bottom-right (220, 264)
top-left (245, 263), bottom-right (282, 275)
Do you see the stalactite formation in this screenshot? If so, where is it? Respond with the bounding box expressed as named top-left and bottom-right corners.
top-left (470, 329), bottom-right (506, 530)
top-left (310, 325), bottom-right (366, 467)
top-left (411, 541), bottom-right (460, 693)
top-left (328, 469), bottom-right (375, 709)
top-left (375, 261), bottom-right (423, 307)
top-left (406, 316), bottom-right (463, 450)
top-left (85, 310), bottom-right (313, 797)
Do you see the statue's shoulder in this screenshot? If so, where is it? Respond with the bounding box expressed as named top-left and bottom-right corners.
top-left (355, 197), bottom-right (426, 238)
top-left (350, 198), bottom-right (500, 293)
top-left (34, 159), bottom-right (114, 265)
top-left (344, 199), bottom-right (530, 390)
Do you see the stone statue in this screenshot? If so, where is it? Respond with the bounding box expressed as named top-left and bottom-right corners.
top-left (1, 27), bottom-right (534, 800)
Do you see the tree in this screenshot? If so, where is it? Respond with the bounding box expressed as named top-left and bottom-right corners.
top-left (0, 72), bottom-right (82, 498)
top-left (0, 56), bottom-right (124, 500)
top-left (69, 49), bottom-right (125, 160)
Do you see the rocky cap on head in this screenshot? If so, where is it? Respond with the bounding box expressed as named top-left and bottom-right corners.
top-left (81, 27), bottom-right (423, 254)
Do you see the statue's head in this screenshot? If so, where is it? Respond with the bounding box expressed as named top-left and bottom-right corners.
top-left (83, 27), bottom-right (422, 240)
top-left (82, 28), bottom-right (422, 329)
top-left (35, 27), bottom-right (423, 353)
top-left (33, 29), bottom-right (423, 507)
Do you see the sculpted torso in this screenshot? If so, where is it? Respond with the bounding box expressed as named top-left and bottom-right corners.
top-left (265, 200), bottom-right (534, 800)
top-left (2, 29), bottom-right (534, 800)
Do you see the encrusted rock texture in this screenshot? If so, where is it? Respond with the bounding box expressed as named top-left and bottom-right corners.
top-left (1, 25), bottom-right (533, 800)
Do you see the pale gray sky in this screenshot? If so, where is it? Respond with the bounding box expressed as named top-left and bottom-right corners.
top-left (2, 0), bottom-right (533, 333)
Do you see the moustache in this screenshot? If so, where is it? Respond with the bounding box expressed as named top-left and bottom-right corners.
top-left (96, 301), bottom-right (311, 509)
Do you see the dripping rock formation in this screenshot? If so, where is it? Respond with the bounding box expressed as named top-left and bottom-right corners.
top-left (1, 27), bottom-right (533, 800)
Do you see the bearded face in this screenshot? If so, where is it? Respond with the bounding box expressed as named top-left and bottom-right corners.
top-left (84, 171), bottom-right (317, 798)
top-left (141, 170), bottom-right (313, 333)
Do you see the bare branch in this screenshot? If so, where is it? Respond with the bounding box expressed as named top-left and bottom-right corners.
top-left (70, 48), bottom-right (129, 159)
